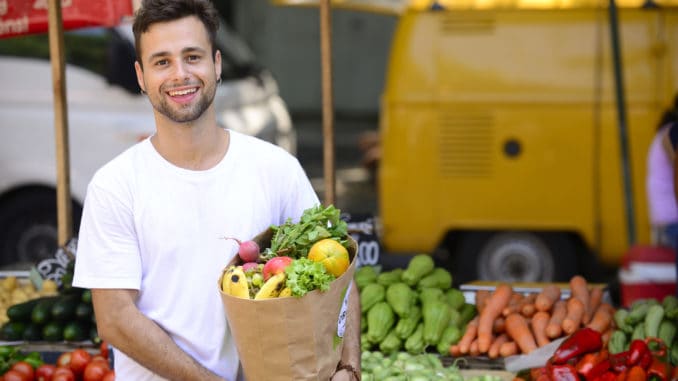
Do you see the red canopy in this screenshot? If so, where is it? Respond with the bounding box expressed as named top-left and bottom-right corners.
top-left (0, 0), bottom-right (133, 39)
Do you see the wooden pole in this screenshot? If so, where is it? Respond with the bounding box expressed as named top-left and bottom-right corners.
top-left (320, 0), bottom-right (336, 206)
top-left (47, 0), bottom-right (73, 245)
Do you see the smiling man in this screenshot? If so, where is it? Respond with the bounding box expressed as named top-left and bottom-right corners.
top-left (72, 1), bottom-right (360, 380)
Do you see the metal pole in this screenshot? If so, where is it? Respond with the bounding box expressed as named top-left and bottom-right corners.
top-left (48, 0), bottom-right (73, 245)
top-left (608, 0), bottom-right (636, 245)
top-left (320, 0), bottom-right (336, 206)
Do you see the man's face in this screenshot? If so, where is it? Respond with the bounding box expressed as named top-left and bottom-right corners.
top-left (134, 16), bottom-right (221, 124)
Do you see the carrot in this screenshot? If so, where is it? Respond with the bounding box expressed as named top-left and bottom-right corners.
top-left (588, 286), bottom-right (604, 317)
top-left (488, 333), bottom-right (509, 359)
top-left (458, 316), bottom-right (479, 354)
top-left (520, 294), bottom-right (538, 318)
top-left (602, 328), bottom-right (614, 348)
top-left (475, 290), bottom-right (492, 313)
top-left (499, 341), bottom-right (519, 357)
top-left (570, 275), bottom-right (591, 324)
top-left (493, 316), bottom-right (506, 334)
top-left (587, 303), bottom-right (614, 333)
top-left (449, 344), bottom-right (461, 357)
top-left (531, 311), bottom-right (551, 347)
top-left (562, 297), bottom-right (585, 335)
top-left (469, 338), bottom-right (480, 356)
top-left (477, 284), bottom-right (514, 353)
top-left (503, 293), bottom-right (524, 317)
top-left (505, 313), bottom-right (538, 354)
top-left (546, 300), bottom-right (567, 338)
top-left (535, 284), bottom-right (561, 312)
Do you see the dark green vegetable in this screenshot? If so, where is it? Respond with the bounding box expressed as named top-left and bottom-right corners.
top-left (51, 294), bottom-right (80, 321)
top-left (608, 330), bottom-right (628, 354)
top-left (63, 321), bottom-right (89, 341)
top-left (366, 302), bottom-right (395, 344)
top-left (42, 321), bottom-right (64, 341)
top-left (613, 308), bottom-right (632, 334)
top-left (0, 321), bottom-right (27, 341)
top-left (658, 320), bottom-right (677, 347)
top-left (386, 282), bottom-right (415, 318)
top-left (31, 296), bottom-right (60, 325)
top-left (22, 323), bottom-right (42, 341)
top-left (6, 297), bottom-right (43, 322)
top-left (626, 300), bottom-right (652, 326)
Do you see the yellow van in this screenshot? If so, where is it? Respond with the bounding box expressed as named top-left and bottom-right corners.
top-left (275, 0), bottom-right (678, 282)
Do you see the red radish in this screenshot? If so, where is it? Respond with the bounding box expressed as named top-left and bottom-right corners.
top-left (222, 237), bottom-right (260, 262)
top-left (242, 262), bottom-right (259, 272)
top-left (263, 256), bottom-right (293, 280)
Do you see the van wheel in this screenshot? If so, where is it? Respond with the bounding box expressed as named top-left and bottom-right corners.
top-left (453, 231), bottom-right (577, 283)
top-left (0, 189), bottom-right (81, 268)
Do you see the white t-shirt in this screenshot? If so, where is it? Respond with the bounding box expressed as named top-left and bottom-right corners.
top-left (73, 130), bottom-right (319, 381)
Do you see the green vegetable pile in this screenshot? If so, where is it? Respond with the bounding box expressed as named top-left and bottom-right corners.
top-left (361, 350), bottom-right (503, 381)
top-left (608, 296), bottom-right (678, 364)
top-left (262, 204), bottom-right (348, 261)
top-left (357, 254), bottom-right (477, 355)
top-left (0, 345), bottom-right (43, 374)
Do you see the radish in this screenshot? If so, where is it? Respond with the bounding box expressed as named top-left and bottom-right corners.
top-left (222, 237), bottom-right (260, 263)
top-left (242, 262), bottom-right (259, 272)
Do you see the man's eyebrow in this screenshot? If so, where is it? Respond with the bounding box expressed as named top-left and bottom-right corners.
top-left (146, 46), bottom-right (208, 62)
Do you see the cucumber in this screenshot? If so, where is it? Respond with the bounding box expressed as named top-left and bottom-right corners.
top-left (42, 321), bottom-right (64, 342)
top-left (51, 295), bottom-right (80, 322)
top-left (22, 323), bottom-right (43, 341)
top-left (31, 296), bottom-right (60, 325)
top-left (6, 297), bottom-right (43, 322)
top-left (0, 321), bottom-right (27, 341)
top-left (63, 321), bottom-right (89, 342)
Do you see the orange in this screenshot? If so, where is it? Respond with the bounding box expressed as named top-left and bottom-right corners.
top-left (307, 238), bottom-right (350, 277)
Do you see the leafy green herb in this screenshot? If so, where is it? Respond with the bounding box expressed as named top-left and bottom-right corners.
top-left (262, 204), bottom-right (347, 260)
top-left (284, 258), bottom-right (335, 297)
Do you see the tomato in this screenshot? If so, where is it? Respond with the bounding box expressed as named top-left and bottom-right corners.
top-left (83, 361), bottom-right (109, 381)
top-left (2, 370), bottom-right (29, 381)
top-left (35, 364), bottom-right (56, 381)
top-left (56, 352), bottom-right (71, 368)
top-left (10, 361), bottom-right (34, 380)
top-left (53, 367), bottom-right (75, 381)
top-left (69, 348), bottom-right (92, 375)
top-left (102, 370), bottom-right (115, 381)
top-left (99, 342), bottom-right (109, 360)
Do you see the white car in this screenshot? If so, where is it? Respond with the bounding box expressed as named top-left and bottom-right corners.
top-left (0, 20), bottom-right (295, 267)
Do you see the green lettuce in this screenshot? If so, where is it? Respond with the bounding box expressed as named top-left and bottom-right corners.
top-left (284, 258), bottom-right (336, 297)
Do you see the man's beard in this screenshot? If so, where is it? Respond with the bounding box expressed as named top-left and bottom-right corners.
top-left (150, 79), bottom-right (217, 123)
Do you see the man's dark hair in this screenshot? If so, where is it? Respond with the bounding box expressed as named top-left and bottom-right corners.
top-left (132, 0), bottom-right (220, 68)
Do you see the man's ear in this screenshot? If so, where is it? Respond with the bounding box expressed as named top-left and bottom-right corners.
top-left (134, 61), bottom-right (146, 93)
top-left (214, 50), bottom-right (222, 81)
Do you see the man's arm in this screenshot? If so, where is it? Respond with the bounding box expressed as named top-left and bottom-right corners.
top-left (92, 289), bottom-right (225, 381)
top-left (332, 282), bottom-right (361, 381)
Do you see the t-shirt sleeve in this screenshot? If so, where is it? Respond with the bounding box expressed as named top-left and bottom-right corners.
top-left (73, 181), bottom-right (142, 290)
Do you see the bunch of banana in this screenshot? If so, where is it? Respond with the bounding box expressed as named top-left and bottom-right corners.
top-left (221, 265), bottom-right (293, 299)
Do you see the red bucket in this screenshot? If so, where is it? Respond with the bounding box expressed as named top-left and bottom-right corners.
top-left (619, 245), bottom-right (676, 307)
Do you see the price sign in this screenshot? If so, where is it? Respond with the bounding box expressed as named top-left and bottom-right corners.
top-left (34, 238), bottom-right (78, 286)
top-left (341, 213), bottom-right (380, 267)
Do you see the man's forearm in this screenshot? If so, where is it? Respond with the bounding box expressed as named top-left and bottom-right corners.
top-left (93, 289), bottom-right (225, 381)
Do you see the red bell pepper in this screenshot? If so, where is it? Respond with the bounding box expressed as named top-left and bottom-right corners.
top-left (609, 351), bottom-right (630, 373)
top-left (627, 340), bottom-right (651, 368)
top-left (549, 364), bottom-right (580, 381)
top-left (552, 328), bottom-right (603, 365)
top-left (647, 356), bottom-right (672, 381)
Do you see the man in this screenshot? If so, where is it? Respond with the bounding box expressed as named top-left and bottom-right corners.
top-left (73, 1), bottom-right (360, 380)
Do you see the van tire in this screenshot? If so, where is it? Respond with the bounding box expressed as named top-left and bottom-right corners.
top-left (0, 189), bottom-right (81, 267)
top-left (453, 231), bottom-right (577, 284)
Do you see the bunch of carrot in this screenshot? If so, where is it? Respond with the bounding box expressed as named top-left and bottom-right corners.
top-left (449, 275), bottom-right (615, 359)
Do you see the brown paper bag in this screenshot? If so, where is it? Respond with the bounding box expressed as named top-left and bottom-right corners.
top-left (218, 232), bottom-right (358, 381)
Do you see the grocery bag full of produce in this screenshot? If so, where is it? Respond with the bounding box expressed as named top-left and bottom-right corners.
top-left (217, 205), bottom-right (358, 381)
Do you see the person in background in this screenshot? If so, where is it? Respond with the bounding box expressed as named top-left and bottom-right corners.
top-left (72, 0), bottom-right (361, 380)
top-left (647, 98), bottom-right (678, 249)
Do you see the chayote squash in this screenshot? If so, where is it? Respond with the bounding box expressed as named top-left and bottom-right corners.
top-left (360, 283), bottom-right (386, 314)
top-left (423, 300), bottom-right (451, 345)
top-left (417, 268), bottom-right (452, 290)
top-left (418, 287), bottom-right (444, 308)
top-left (443, 288), bottom-right (466, 311)
top-left (436, 324), bottom-right (462, 355)
top-left (379, 329), bottom-right (402, 355)
top-left (401, 255), bottom-right (435, 286)
top-left (366, 302), bottom-right (396, 343)
top-left (355, 265), bottom-right (378, 290)
top-left (377, 268), bottom-right (403, 286)
top-left (386, 282), bottom-right (415, 318)
top-left (394, 305), bottom-right (422, 339)
top-left (404, 323), bottom-right (426, 354)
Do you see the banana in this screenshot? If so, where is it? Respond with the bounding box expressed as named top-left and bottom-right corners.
top-left (227, 266), bottom-right (250, 299)
top-left (254, 273), bottom-right (286, 300)
top-left (220, 265), bottom-right (237, 293)
top-left (278, 287), bottom-right (292, 298)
